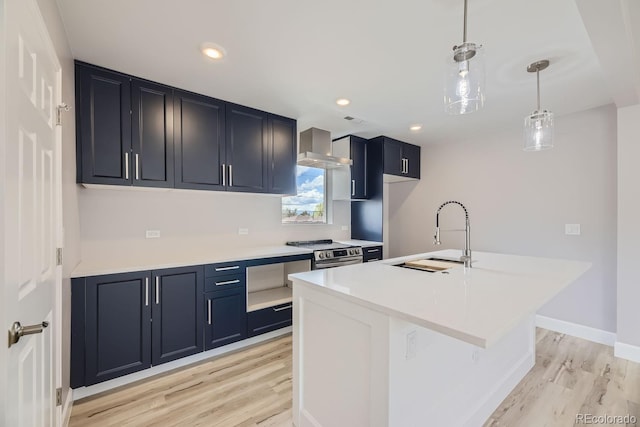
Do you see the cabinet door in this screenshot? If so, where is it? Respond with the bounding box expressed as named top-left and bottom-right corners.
top-left (268, 115), bottom-right (296, 194)
top-left (131, 79), bottom-right (174, 188)
top-left (226, 104), bottom-right (268, 193)
top-left (174, 90), bottom-right (226, 190)
top-left (151, 266), bottom-right (204, 366)
top-left (204, 288), bottom-right (247, 350)
top-left (76, 62), bottom-right (132, 185)
top-left (403, 143), bottom-right (421, 179)
top-left (85, 271), bottom-right (151, 385)
top-left (383, 138), bottom-right (403, 176)
top-left (350, 136), bottom-right (367, 199)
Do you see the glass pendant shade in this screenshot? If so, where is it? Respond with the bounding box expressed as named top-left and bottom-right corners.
top-left (523, 110), bottom-right (553, 151)
top-left (444, 43), bottom-right (485, 115)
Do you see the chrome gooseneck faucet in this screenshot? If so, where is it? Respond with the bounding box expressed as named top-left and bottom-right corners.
top-left (434, 201), bottom-right (472, 268)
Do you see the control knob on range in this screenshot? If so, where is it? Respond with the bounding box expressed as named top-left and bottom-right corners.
top-left (326, 251), bottom-right (333, 258)
top-left (318, 252), bottom-right (325, 259)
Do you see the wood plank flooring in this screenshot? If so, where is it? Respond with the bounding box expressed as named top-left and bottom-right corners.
top-left (69, 329), bottom-right (640, 427)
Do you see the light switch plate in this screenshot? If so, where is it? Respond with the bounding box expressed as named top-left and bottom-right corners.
top-left (238, 228), bottom-right (249, 235)
top-left (145, 230), bottom-right (161, 239)
top-left (565, 224), bottom-right (581, 235)
top-left (341, 225), bottom-right (349, 231)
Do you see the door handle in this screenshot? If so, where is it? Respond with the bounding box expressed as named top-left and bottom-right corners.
top-left (145, 277), bottom-right (149, 306)
top-left (273, 305), bottom-right (292, 312)
top-left (229, 164), bottom-right (233, 187)
top-left (222, 164), bottom-right (226, 186)
top-left (405, 158), bottom-right (409, 174)
top-left (124, 152), bottom-right (129, 180)
top-left (352, 180), bottom-right (355, 196)
top-left (155, 276), bottom-right (160, 305)
top-left (207, 299), bottom-right (212, 325)
top-left (135, 153), bottom-right (140, 180)
top-left (8, 321), bottom-right (49, 348)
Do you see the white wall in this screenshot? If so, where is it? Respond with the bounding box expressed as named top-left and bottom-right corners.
top-left (388, 104), bottom-right (617, 333)
top-left (78, 188), bottom-right (351, 260)
top-left (36, 0), bottom-right (81, 407)
top-left (617, 103), bottom-right (640, 347)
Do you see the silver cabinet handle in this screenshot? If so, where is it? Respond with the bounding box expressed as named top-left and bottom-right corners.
top-left (221, 164), bottom-right (226, 186)
top-left (215, 265), bottom-right (239, 272)
top-left (8, 321), bottom-right (49, 348)
top-left (273, 305), bottom-right (292, 312)
top-left (367, 248), bottom-right (380, 253)
top-left (155, 276), bottom-right (160, 305)
top-left (352, 179), bottom-right (355, 196)
top-left (135, 153), bottom-right (140, 180)
top-left (124, 152), bottom-right (129, 180)
top-left (405, 158), bottom-right (409, 174)
top-left (367, 258), bottom-right (380, 262)
top-left (229, 164), bottom-right (233, 187)
top-left (145, 278), bottom-right (149, 306)
top-left (215, 279), bottom-right (240, 286)
top-left (207, 299), bottom-right (212, 325)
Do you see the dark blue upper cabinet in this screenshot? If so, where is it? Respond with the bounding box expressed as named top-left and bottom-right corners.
top-left (75, 62), bottom-right (132, 185)
top-left (225, 104), bottom-right (269, 193)
top-left (381, 136), bottom-right (421, 179)
top-left (84, 271), bottom-right (152, 385)
top-left (174, 90), bottom-right (226, 190)
top-left (268, 115), bottom-right (297, 195)
top-left (351, 136), bottom-right (368, 199)
top-left (151, 266), bottom-right (204, 366)
top-left (75, 61), bottom-right (298, 194)
top-left (131, 79), bottom-right (174, 188)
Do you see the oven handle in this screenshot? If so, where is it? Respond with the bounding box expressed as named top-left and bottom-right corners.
top-left (315, 257), bottom-right (363, 269)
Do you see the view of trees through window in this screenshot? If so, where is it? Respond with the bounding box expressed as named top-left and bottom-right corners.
top-left (282, 166), bottom-right (326, 223)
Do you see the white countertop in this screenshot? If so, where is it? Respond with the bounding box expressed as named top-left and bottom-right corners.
top-left (289, 249), bottom-right (591, 348)
top-left (336, 239), bottom-right (383, 248)
top-left (71, 245), bottom-right (313, 278)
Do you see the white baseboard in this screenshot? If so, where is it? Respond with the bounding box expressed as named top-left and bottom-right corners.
top-left (535, 315), bottom-right (616, 346)
top-left (72, 327), bottom-right (292, 401)
top-left (62, 389), bottom-right (73, 427)
top-left (614, 341), bottom-right (640, 363)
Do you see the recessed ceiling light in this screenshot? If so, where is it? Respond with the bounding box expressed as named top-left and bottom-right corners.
top-left (336, 98), bottom-right (351, 106)
top-left (410, 124), bottom-right (423, 131)
top-left (201, 43), bottom-right (226, 60)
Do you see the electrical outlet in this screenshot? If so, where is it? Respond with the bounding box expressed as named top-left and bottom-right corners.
top-left (341, 225), bottom-right (349, 231)
top-left (406, 330), bottom-right (417, 360)
top-left (472, 348), bottom-right (480, 364)
top-left (238, 228), bottom-right (249, 235)
top-left (565, 224), bottom-right (581, 235)
top-left (145, 230), bottom-right (160, 239)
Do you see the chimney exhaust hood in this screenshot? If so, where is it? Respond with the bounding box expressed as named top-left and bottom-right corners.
top-left (297, 128), bottom-right (352, 169)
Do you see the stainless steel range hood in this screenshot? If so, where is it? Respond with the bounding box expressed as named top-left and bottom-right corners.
top-left (297, 128), bottom-right (352, 169)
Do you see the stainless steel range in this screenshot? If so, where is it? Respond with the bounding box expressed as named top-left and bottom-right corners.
top-left (286, 239), bottom-right (363, 269)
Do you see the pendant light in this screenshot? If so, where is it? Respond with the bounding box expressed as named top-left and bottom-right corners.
top-left (523, 60), bottom-right (553, 151)
top-left (444, 0), bottom-right (485, 115)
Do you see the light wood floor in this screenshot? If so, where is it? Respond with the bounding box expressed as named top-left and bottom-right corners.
top-left (70, 329), bottom-right (640, 427)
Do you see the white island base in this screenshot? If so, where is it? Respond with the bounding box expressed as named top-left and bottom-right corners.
top-left (292, 283), bottom-right (534, 427)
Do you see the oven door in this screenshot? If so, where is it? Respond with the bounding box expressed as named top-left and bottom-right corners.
top-left (313, 256), bottom-right (363, 269)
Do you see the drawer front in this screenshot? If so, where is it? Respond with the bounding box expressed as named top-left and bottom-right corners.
top-left (205, 273), bottom-right (246, 293)
top-left (248, 302), bottom-right (292, 337)
top-left (363, 246), bottom-right (383, 262)
top-left (205, 261), bottom-right (246, 277)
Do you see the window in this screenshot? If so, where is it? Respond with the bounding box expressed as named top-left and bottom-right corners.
top-left (282, 166), bottom-right (326, 223)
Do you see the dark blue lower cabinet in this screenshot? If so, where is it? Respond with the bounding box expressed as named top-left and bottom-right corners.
top-left (204, 288), bottom-right (247, 350)
top-left (152, 266), bottom-right (204, 366)
top-left (84, 271), bottom-right (152, 386)
top-left (248, 302), bottom-right (293, 337)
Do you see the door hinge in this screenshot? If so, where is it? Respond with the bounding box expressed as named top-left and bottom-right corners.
top-left (56, 388), bottom-right (62, 406)
top-left (56, 248), bottom-right (63, 266)
top-left (56, 103), bottom-right (71, 126)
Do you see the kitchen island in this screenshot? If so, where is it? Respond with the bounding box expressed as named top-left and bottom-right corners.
top-left (288, 250), bottom-right (591, 427)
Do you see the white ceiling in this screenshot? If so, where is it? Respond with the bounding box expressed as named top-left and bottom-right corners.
top-left (56, 0), bottom-right (632, 145)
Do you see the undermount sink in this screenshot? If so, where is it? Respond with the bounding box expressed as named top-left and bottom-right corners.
top-left (393, 257), bottom-right (464, 273)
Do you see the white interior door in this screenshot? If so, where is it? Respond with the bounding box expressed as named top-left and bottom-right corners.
top-left (2, 0), bottom-right (63, 425)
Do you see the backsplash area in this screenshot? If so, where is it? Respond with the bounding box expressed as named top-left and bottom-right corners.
top-left (78, 187), bottom-right (351, 261)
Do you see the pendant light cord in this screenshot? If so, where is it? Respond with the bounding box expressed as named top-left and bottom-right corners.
top-left (462, 0), bottom-right (468, 43)
top-left (536, 69), bottom-right (541, 111)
